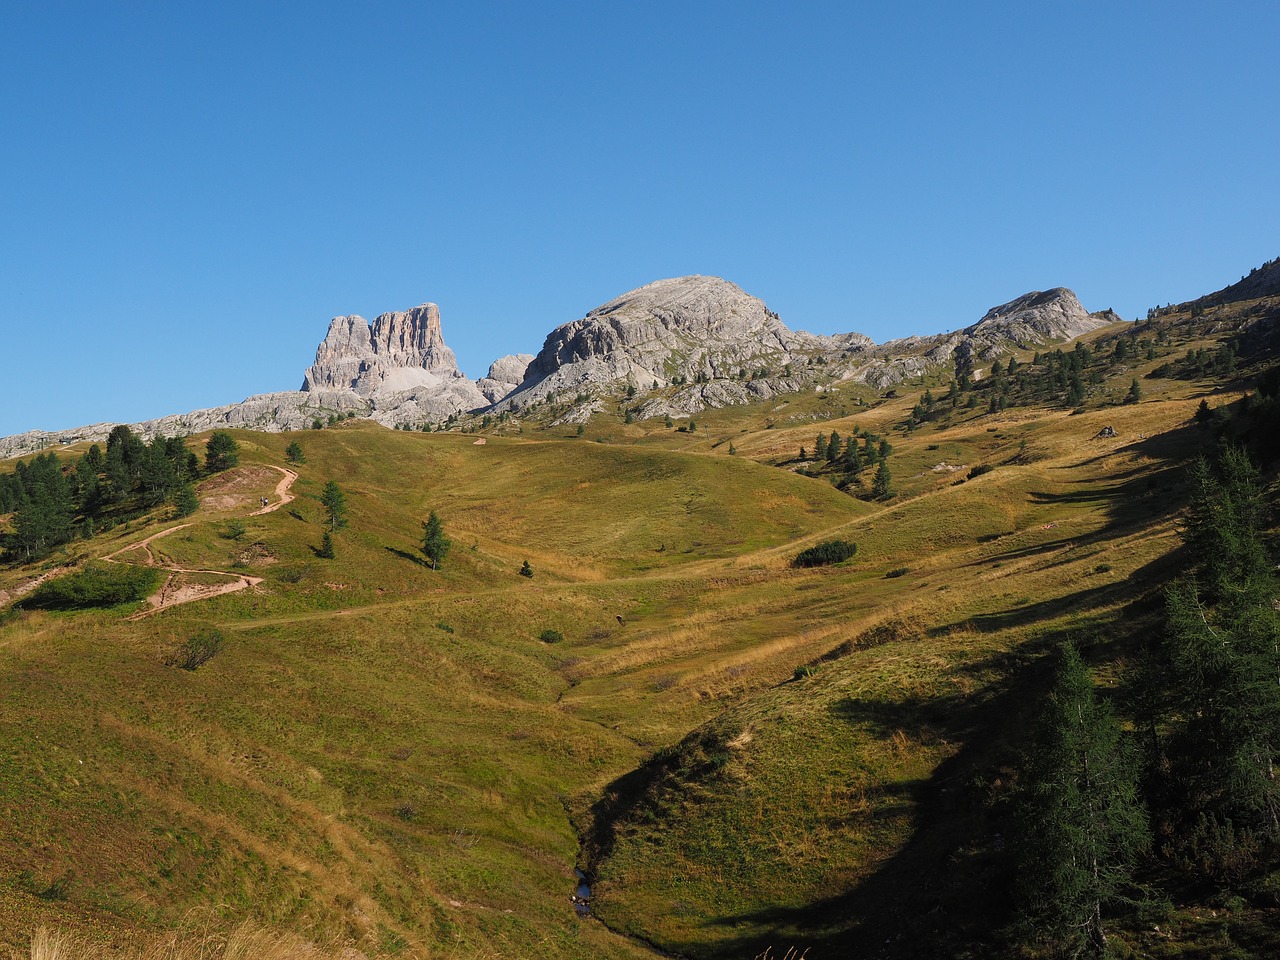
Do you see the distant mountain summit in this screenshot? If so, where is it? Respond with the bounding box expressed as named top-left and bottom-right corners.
top-left (0, 272), bottom-right (1150, 456)
top-left (302, 304), bottom-right (470, 395)
top-left (497, 275), bottom-right (870, 420)
top-left (299, 303), bottom-right (486, 422)
top-left (966, 288), bottom-right (1112, 346)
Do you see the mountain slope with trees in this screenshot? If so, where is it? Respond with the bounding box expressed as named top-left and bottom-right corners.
top-left (1, 257), bottom-right (1278, 959)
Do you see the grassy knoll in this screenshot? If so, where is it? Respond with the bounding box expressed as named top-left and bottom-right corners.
top-left (0, 423), bottom-right (863, 958)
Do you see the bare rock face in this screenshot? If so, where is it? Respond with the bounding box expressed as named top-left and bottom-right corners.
top-left (476, 354), bottom-right (534, 404)
top-left (966, 288), bottom-right (1109, 347)
top-left (497, 276), bottom-right (861, 413)
top-left (301, 303), bottom-right (471, 398)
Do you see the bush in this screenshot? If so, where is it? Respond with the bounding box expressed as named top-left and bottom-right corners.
top-left (792, 539), bottom-right (858, 568)
top-left (539, 629), bottom-right (564, 644)
top-left (885, 566), bottom-right (908, 578)
top-left (793, 665), bottom-right (819, 680)
top-left (166, 629), bottom-right (224, 671)
top-left (436, 622), bottom-right (454, 633)
top-left (968, 463), bottom-right (994, 479)
top-left (23, 563), bottom-right (160, 610)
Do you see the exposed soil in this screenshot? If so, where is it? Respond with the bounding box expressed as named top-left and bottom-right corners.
top-left (98, 465), bottom-right (299, 619)
top-left (0, 568), bottom-right (64, 606)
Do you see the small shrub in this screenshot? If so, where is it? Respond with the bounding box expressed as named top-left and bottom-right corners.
top-left (275, 564), bottom-right (309, 584)
top-left (222, 520), bottom-right (246, 541)
top-left (166, 629), bottom-right (224, 671)
top-left (436, 622), bottom-right (454, 633)
top-left (23, 564), bottom-right (160, 610)
top-left (539, 629), bottom-right (564, 644)
top-left (793, 665), bottom-right (819, 680)
top-left (519, 560), bottom-right (534, 578)
top-left (968, 463), bottom-right (994, 479)
top-left (1094, 562), bottom-right (1113, 574)
top-left (393, 803), bottom-right (417, 823)
top-left (885, 567), bottom-right (908, 578)
top-left (792, 539), bottom-right (858, 568)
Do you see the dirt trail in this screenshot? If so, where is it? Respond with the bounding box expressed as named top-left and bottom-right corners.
top-left (249, 466), bottom-right (299, 515)
top-left (99, 465), bottom-right (299, 620)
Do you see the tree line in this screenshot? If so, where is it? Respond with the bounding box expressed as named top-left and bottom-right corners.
top-left (0, 427), bottom-right (240, 563)
top-left (1014, 443), bottom-right (1280, 956)
top-left (799, 425), bottom-right (894, 500)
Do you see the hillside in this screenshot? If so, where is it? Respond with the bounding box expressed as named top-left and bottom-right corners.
top-left (2, 267), bottom-right (1279, 958)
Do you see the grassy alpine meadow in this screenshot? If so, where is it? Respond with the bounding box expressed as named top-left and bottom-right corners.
top-left (1, 303), bottom-right (1277, 958)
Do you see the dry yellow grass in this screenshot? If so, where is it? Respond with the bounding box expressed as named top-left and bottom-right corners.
top-left (18, 922), bottom-right (358, 960)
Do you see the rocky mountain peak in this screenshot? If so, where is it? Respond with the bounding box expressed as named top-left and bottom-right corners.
top-left (967, 287), bottom-right (1110, 347)
top-left (301, 303), bottom-right (465, 397)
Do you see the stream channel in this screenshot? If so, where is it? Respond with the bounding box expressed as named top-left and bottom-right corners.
top-left (572, 869), bottom-right (591, 916)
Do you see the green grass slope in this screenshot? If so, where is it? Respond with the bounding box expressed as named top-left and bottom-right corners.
top-left (0, 425), bottom-right (863, 958)
top-left (1, 294), bottom-right (1277, 958)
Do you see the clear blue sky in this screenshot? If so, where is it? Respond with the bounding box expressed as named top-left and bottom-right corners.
top-left (3, 1), bottom-right (1278, 437)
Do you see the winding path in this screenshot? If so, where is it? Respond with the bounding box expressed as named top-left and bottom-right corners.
top-left (103, 464), bottom-right (298, 620)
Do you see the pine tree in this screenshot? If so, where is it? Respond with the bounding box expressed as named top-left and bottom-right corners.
top-left (205, 431), bottom-right (240, 473)
top-left (421, 511), bottom-right (451, 570)
top-left (827, 430), bottom-right (841, 462)
top-left (285, 441), bottom-right (306, 464)
top-left (1158, 448), bottom-right (1280, 871)
top-left (1126, 378), bottom-right (1142, 404)
top-left (872, 462), bottom-right (892, 500)
top-left (317, 530), bottom-right (335, 559)
top-left (843, 438), bottom-right (861, 474)
top-left (172, 482), bottom-right (199, 518)
top-left (320, 480), bottom-right (347, 531)
top-left (814, 434), bottom-right (828, 460)
top-left (1015, 643), bottom-right (1149, 958)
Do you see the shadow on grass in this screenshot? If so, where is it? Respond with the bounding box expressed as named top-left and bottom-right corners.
top-left (385, 546), bottom-right (432, 568)
top-left (612, 601), bottom-right (1171, 960)
top-left (635, 640), bottom-right (1061, 959)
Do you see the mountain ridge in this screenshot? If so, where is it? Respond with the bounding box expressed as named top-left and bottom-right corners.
top-left (15, 261), bottom-right (1265, 458)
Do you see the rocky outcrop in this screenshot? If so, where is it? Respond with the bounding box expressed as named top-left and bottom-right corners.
top-left (0, 391), bottom-right (368, 460)
top-left (297, 302), bottom-right (488, 425)
top-left (496, 276), bottom-right (866, 414)
top-left (860, 288), bottom-right (1117, 387)
top-left (965, 288), bottom-right (1110, 347)
top-left (476, 354), bottom-right (534, 404)
top-left (301, 303), bottom-right (474, 398)
top-left (0, 277), bottom-right (1132, 451)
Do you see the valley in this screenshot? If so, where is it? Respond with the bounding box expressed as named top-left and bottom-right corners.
top-left (1, 263), bottom-right (1279, 958)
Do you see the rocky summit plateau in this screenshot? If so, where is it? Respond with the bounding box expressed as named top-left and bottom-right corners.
top-left (0, 275), bottom-right (1124, 456)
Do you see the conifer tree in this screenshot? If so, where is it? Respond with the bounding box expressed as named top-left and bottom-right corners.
top-left (285, 441), bottom-right (306, 464)
top-left (421, 511), bottom-right (451, 570)
top-left (205, 431), bottom-right (240, 473)
top-left (317, 530), bottom-right (335, 559)
top-left (172, 482), bottom-right (199, 518)
top-left (320, 480), bottom-right (347, 531)
top-left (1158, 447), bottom-right (1280, 871)
top-left (872, 461), bottom-right (892, 500)
top-left (1015, 643), bottom-right (1149, 958)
